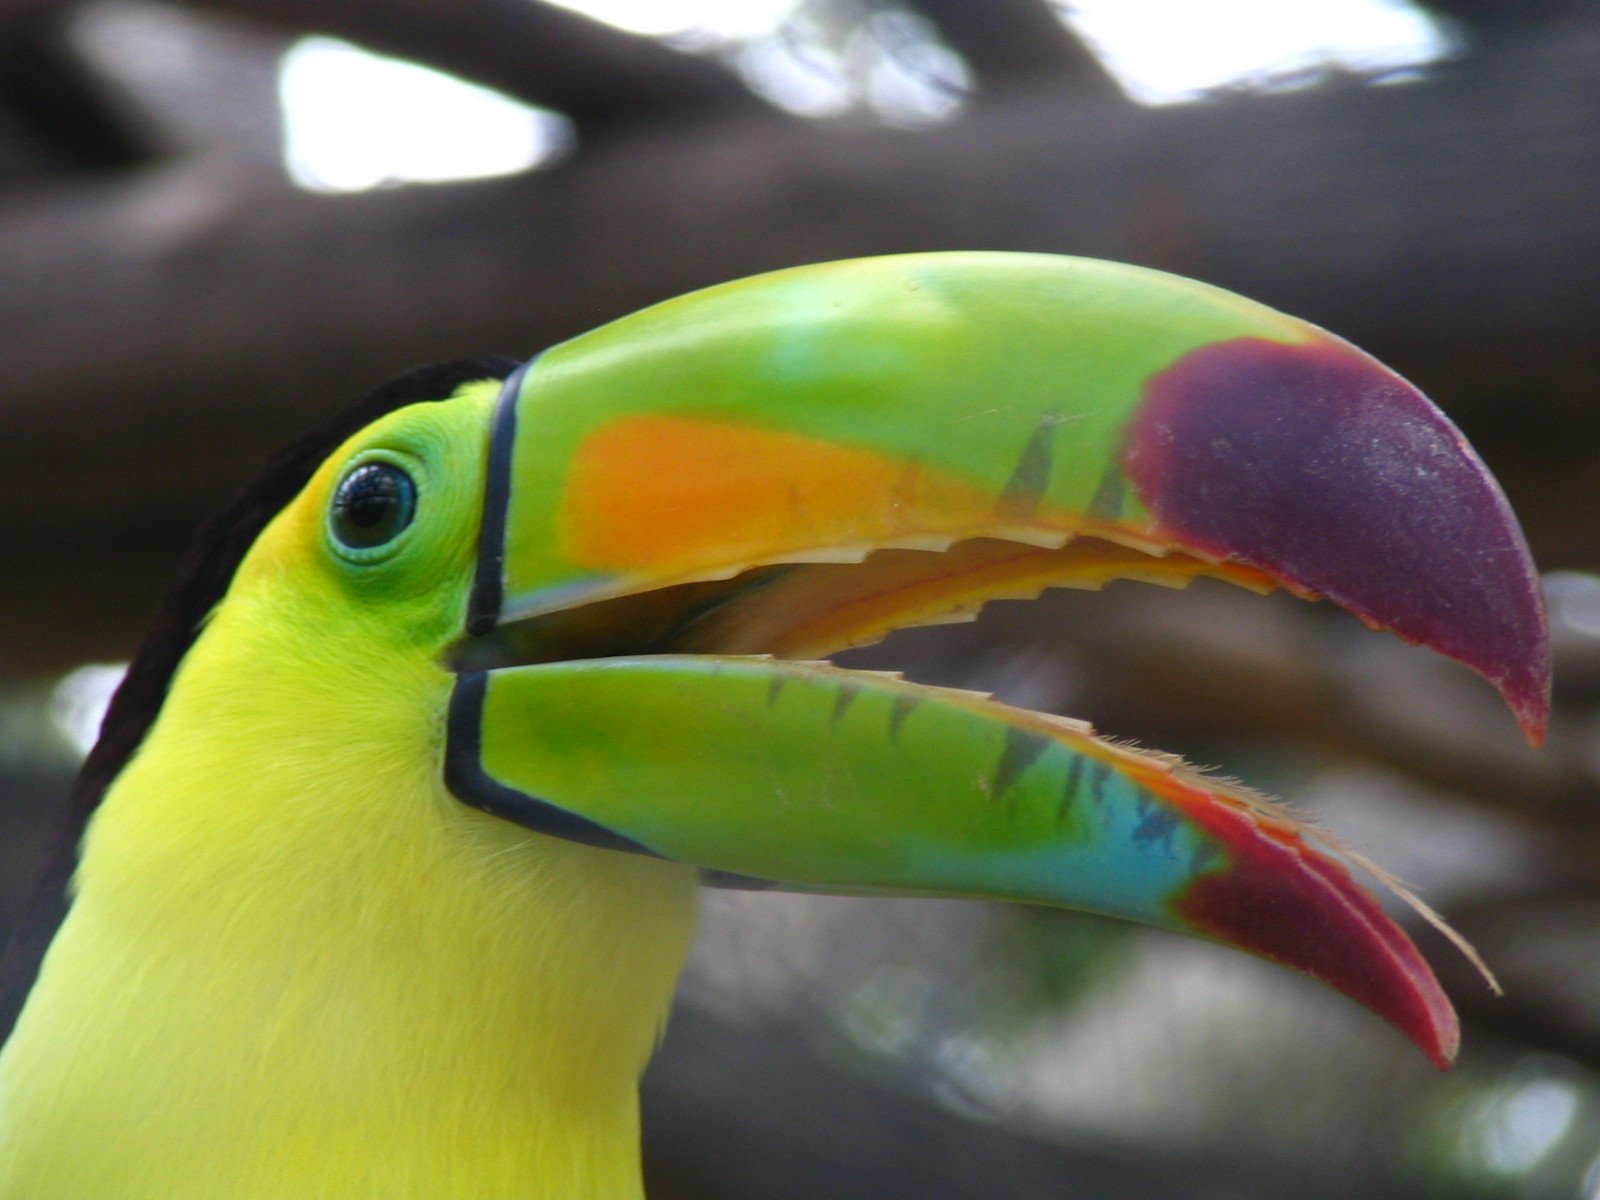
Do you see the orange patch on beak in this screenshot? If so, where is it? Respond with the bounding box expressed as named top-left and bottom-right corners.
top-left (560, 416), bottom-right (1007, 575)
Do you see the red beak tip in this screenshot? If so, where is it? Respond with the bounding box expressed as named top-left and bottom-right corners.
top-left (1512, 688), bottom-right (1551, 750)
top-left (1124, 335), bottom-right (1551, 749)
top-left (1170, 789), bottom-right (1467, 1070)
top-left (1422, 1018), bottom-right (1461, 1072)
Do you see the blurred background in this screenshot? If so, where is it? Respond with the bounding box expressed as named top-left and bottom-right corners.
top-left (2, 0), bottom-right (1599, 1194)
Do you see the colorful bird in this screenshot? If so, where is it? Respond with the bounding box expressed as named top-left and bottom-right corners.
top-left (0, 253), bottom-right (1548, 1198)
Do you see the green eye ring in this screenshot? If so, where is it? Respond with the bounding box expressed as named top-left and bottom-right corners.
top-left (329, 458), bottom-right (418, 561)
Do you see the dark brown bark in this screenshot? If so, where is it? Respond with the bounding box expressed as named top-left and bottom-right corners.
top-left (905, 0), bottom-right (1123, 99)
top-left (0, 9), bottom-right (162, 179)
top-left (186, 0), bottom-right (766, 127)
top-left (2, 20), bottom-right (1599, 670)
top-left (642, 1004), bottom-right (1414, 1199)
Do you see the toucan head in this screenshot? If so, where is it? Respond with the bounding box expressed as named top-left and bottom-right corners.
top-left (33, 252), bottom-right (1549, 1072)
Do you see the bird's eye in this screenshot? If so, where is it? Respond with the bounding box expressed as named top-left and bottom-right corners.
top-left (330, 462), bottom-right (417, 551)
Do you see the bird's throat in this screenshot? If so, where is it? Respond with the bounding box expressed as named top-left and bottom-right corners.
top-left (0, 626), bottom-right (699, 1199)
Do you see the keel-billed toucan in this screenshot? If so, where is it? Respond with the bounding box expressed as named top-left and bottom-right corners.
top-left (0, 254), bottom-right (1548, 1197)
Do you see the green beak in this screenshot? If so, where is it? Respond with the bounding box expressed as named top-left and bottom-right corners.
top-left (446, 252), bottom-right (1549, 1069)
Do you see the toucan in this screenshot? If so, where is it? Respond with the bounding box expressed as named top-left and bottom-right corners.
top-left (0, 253), bottom-right (1548, 1197)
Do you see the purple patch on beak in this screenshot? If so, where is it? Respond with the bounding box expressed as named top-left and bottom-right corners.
top-left (1124, 336), bottom-right (1550, 743)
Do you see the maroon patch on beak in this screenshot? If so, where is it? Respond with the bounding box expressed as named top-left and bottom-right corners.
top-left (1169, 789), bottom-right (1458, 1068)
top-left (1124, 336), bottom-right (1550, 744)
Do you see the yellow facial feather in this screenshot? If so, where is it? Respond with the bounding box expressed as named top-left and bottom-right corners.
top-left (0, 391), bottom-right (699, 1198)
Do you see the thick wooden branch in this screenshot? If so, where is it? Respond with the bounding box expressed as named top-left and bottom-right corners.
top-left (642, 1005), bottom-right (1412, 1200)
top-left (0, 0), bottom-right (763, 128)
top-left (0, 97), bottom-right (58, 180)
top-left (184, 0), bottom-right (765, 127)
top-left (0, 9), bottom-right (161, 178)
top-left (905, 0), bottom-right (1123, 99)
top-left (2, 23), bottom-right (1598, 669)
top-left (1425, 0), bottom-right (1591, 39)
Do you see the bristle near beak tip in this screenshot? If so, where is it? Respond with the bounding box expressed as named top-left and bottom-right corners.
top-left (1169, 790), bottom-right (1462, 1069)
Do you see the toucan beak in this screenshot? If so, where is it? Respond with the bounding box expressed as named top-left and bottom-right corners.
top-left (445, 252), bottom-right (1550, 1069)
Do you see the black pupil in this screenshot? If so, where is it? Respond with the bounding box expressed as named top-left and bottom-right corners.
top-left (332, 463), bottom-right (416, 549)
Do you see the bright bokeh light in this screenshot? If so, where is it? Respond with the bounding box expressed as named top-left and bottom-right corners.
top-left (1460, 1072), bottom-right (1584, 1178)
top-left (278, 37), bottom-right (569, 192)
top-left (49, 663), bottom-right (127, 757)
top-left (735, 9), bottom-right (967, 125)
top-left (276, 0), bottom-right (1451, 190)
top-left (542, 0), bottom-right (799, 41)
top-left (1057, 0), bottom-right (1451, 104)
top-left (1545, 571), bottom-right (1600, 639)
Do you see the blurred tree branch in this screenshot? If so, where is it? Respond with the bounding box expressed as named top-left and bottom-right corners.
top-left (3, 16), bottom-right (1599, 669)
top-left (1426, 0), bottom-right (1592, 41)
top-left (184, 0), bottom-right (769, 129)
top-left (0, 0), bottom-right (766, 130)
top-left (1436, 891), bottom-right (1600, 1069)
top-left (905, 0), bottom-right (1123, 99)
top-left (845, 582), bottom-right (1600, 876)
top-left (0, 8), bottom-right (161, 179)
top-left (980, 590), bottom-right (1600, 851)
top-left (642, 1004), bottom-right (1416, 1199)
